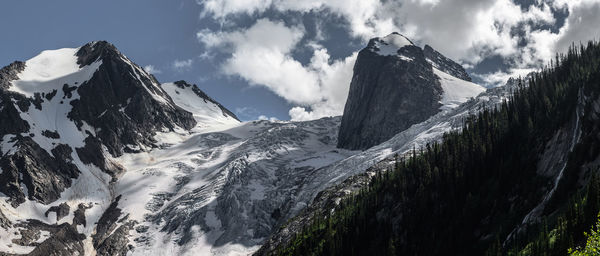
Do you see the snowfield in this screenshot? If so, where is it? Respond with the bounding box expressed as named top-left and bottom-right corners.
top-left (114, 74), bottom-right (494, 256)
top-left (1, 47), bottom-right (111, 254)
top-left (116, 117), bottom-right (356, 256)
top-left (434, 67), bottom-right (486, 110)
top-left (0, 44), bottom-right (499, 256)
top-left (373, 33), bottom-right (414, 56)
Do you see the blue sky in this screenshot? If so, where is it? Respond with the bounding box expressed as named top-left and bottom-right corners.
top-left (1, 0), bottom-right (598, 121)
top-left (0, 0), bottom-right (294, 120)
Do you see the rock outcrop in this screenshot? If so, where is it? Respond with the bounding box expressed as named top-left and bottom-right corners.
top-left (0, 41), bottom-right (237, 256)
top-left (423, 45), bottom-right (471, 81)
top-left (337, 33), bottom-right (481, 150)
top-left (70, 41), bottom-right (197, 157)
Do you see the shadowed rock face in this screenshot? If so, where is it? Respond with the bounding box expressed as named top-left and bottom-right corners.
top-left (337, 35), bottom-right (443, 150)
top-left (0, 139), bottom-right (79, 207)
top-left (0, 41), bottom-right (199, 209)
top-left (0, 41), bottom-right (224, 255)
top-left (70, 41), bottom-right (197, 157)
top-left (337, 33), bottom-right (476, 151)
top-left (423, 45), bottom-right (472, 82)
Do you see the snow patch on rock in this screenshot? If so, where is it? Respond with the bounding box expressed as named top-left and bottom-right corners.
top-left (373, 33), bottom-right (414, 56)
top-left (434, 67), bottom-right (485, 110)
top-left (10, 48), bottom-right (101, 97)
top-left (161, 82), bottom-right (239, 130)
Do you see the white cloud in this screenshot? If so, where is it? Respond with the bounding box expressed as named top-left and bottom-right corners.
top-left (198, 0), bottom-right (558, 64)
top-left (143, 65), bottom-right (162, 74)
top-left (198, 18), bottom-right (357, 121)
top-left (199, 0), bottom-right (396, 41)
top-left (199, 51), bottom-right (215, 60)
top-left (491, 0), bottom-right (600, 84)
top-left (388, 0), bottom-right (561, 64)
top-left (258, 115), bottom-right (279, 121)
top-left (144, 65), bottom-right (162, 74)
top-left (197, 0), bottom-right (600, 115)
top-left (173, 59), bottom-right (193, 70)
top-left (552, 0), bottom-right (600, 54)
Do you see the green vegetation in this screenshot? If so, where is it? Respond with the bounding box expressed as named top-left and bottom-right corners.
top-left (274, 41), bottom-right (600, 255)
top-left (570, 215), bottom-right (600, 255)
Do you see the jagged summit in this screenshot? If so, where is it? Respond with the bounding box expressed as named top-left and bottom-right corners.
top-left (76, 41), bottom-right (120, 66)
top-left (0, 41), bottom-right (240, 255)
top-left (366, 33), bottom-right (473, 82)
top-left (423, 44), bottom-right (472, 81)
top-left (337, 33), bottom-right (484, 150)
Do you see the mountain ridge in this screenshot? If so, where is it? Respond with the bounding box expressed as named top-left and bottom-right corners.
top-left (0, 40), bottom-right (239, 255)
top-left (337, 32), bottom-right (483, 150)
top-left (258, 41), bottom-right (600, 256)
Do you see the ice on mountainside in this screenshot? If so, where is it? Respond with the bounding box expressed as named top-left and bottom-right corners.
top-left (10, 48), bottom-right (101, 97)
top-left (258, 76), bottom-right (517, 255)
top-left (0, 37), bottom-right (491, 256)
top-left (434, 67), bottom-right (485, 110)
top-left (161, 80), bottom-right (240, 130)
top-left (372, 32), bottom-right (414, 56)
top-left (338, 32), bottom-right (482, 150)
top-left (0, 41), bottom-right (233, 255)
top-left (120, 117), bottom-right (356, 256)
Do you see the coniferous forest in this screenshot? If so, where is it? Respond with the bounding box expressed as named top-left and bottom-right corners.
top-left (274, 41), bottom-right (600, 255)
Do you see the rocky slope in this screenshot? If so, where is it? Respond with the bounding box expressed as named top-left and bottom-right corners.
top-left (337, 32), bottom-right (484, 150)
top-left (423, 44), bottom-right (472, 81)
top-left (0, 38), bottom-right (485, 256)
top-left (256, 72), bottom-right (520, 256)
top-left (0, 42), bottom-right (238, 255)
top-left (257, 41), bottom-right (600, 254)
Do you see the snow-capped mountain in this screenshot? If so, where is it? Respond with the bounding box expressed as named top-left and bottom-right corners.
top-left (257, 72), bottom-right (521, 255)
top-left (0, 41), bottom-right (238, 255)
top-left (337, 32), bottom-right (484, 150)
top-left (118, 117), bottom-right (354, 255)
top-left (1, 37), bottom-right (488, 256)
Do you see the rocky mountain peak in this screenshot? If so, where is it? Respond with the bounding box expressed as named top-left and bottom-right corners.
top-left (76, 41), bottom-right (120, 67)
top-left (0, 40), bottom-right (231, 209)
top-left (0, 40), bottom-right (244, 255)
top-left (367, 32), bottom-right (416, 56)
top-left (337, 33), bottom-right (483, 150)
top-left (0, 61), bottom-right (26, 90)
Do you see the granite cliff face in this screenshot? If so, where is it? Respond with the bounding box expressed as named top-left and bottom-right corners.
top-left (256, 74), bottom-right (521, 256)
top-left (337, 33), bottom-right (483, 150)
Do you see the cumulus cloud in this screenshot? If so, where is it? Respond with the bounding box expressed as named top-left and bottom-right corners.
top-left (552, 0), bottom-right (600, 54)
top-left (173, 59), bottom-right (193, 70)
top-left (143, 65), bottom-right (162, 74)
top-left (198, 0), bottom-right (558, 64)
top-left (197, 0), bottom-right (600, 118)
top-left (499, 0), bottom-right (600, 80)
top-left (199, 0), bottom-right (394, 40)
top-left (258, 115), bottom-right (279, 121)
top-left (198, 18), bottom-right (357, 121)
